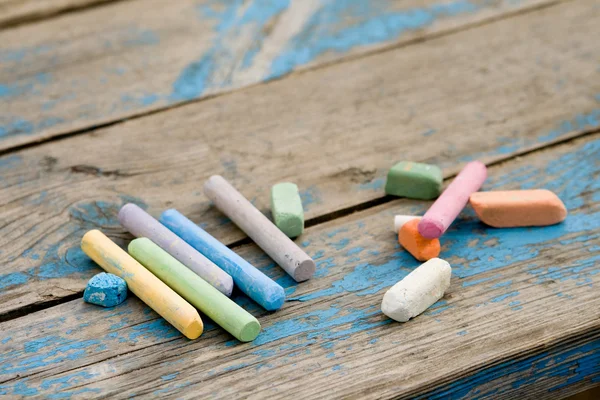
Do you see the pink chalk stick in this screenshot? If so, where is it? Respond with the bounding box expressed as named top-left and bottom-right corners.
top-left (418, 161), bottom-right (487, 238)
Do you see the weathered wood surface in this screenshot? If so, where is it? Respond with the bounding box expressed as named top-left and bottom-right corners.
top-left (0, 0), bottom-right (119, 29)
top-left (0, 0), bottom-right (598, 318)
top-left (0, 132), bottom-right (598, 398)
top-left (0, 0), bottom-right (562, 151)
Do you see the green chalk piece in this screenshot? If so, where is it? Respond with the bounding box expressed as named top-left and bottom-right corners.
top-left (128, 238), bottom-right (261, 342)
top-left (385, 161), bottom-right (443, 200)
top-left (271, 182), bottom-right (304, 238)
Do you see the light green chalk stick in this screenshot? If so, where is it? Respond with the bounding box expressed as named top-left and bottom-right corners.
top-left (128, 238), bottom-right (261, 342)
top-left (271, 182), bottom-right (304, 238)
top-left (385, 161), bottom-right (443, 200)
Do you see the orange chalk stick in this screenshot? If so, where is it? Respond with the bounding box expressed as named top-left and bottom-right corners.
top-left (469, 189), bottom-right (567, 228)
top-left (399, 219), bottom-right (441, 261)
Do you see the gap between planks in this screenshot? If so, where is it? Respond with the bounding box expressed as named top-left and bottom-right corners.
top-left (0, 0), bottom-right (565, 156)
top-left (2, 126), bottom-right (599, 325)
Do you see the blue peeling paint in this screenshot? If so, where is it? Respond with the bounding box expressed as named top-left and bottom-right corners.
top-left (459, 100), bottom-right (600, 164)
top-left (299, 185), bottom-right (323, 211)
top-left (0, 195), bottom-right (147, 291)
top-left (161, 372), bottom-right (179, 381)
top-left (269, 0), bottom-right (477, 79)
top-left (420, 339), bottom-right (600, 399)
top-left (171, 0), bottom-right (290, 101)
top-left (358, 177), bottom-right (385, 191)
top-left (490, 291), bottom-right (519, 303)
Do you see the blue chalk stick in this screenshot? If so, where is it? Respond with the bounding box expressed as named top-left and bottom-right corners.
top-left (160, 209), bottom-right (285, 311)
top-left (83, 272), bottom-right (128, 307)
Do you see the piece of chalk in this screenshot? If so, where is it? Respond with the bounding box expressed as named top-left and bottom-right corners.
top-left (394, 215), bottom-right (421, 233)
top-left (271, 182), bottom-right (304, 238)
top-left (470, 189), bottom-right (567, 227)
top-left (118, 203), bottom-right (233, 296)
top-left (81, 230), bottom-right (203, 339)
top-left (129, 238), bottom-right (261, 342)
top-left (160, 209), bottom-right (286, 311)
top-left (381, 257), bottom-right (451, 322)
top-left (399, 219), bottom-right (440, 261)
top-left (385, 161), bottom-right (443, 200)
top-left (419, 161), bottom-right (487, 238)
top-left (83, 272), bottom-right (128, 307)
top-left (204, 175), bottom-right (316, 282)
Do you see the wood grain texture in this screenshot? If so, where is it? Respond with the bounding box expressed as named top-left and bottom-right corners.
top-left (0, 0), bottom-right (561, 151)
top-left (0, 0), bottom-right (119, 29)
top-left (0, 0), bottom-right (598, 317)
top-left (0, 131), bottom-right (598, 398)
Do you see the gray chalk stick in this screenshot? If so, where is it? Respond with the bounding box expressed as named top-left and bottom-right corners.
top-left (204, 175), bottom-right (315, 282)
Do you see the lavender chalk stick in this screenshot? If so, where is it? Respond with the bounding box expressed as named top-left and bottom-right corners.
top-left (204, 175), bottom-right (315, 282)
top-left (160, 209), bottom-right (286, 311)
top-left (118, 203), bottom-right (233, 296)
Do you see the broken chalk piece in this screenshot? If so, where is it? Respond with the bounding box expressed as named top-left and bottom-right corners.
top-left (160, 209), bottom-right (285, 311)
top-left (204, 175), bottom-right (316, 282)
top-left (399, 219), bottom-right (440, 261)
top-left (271, 182), bottom-right (304, 238)
top-left (419, 161), bottom-right (487, 239)
top-left (118, 203), bottom-right (233, 296)
top-left (381, 257), bottom-right (452, 322)
top-left (129, 238), bottom-right (261, 342)
top-left (83, 272), bottom-right (128, 307)
top-left (470, 189), bottom-right (567, 228)
top-left (81, 230), bottom-right (203, 339)
top-left (385, 161), bottom-right (443, 200)
top-left (394, 215), bottom-right (421, 233)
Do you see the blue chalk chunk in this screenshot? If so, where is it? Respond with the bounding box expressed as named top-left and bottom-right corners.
top-left (160, 209), bottom-right (286, 311)
top-left (83, 273), bottom-right (128, 307)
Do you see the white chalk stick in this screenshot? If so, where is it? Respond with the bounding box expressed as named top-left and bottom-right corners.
top-left (394, 215), bottom-right (421, 233)
top-left (204, 175), bottom-right (316, 282)
top-left (381, 258), bottom-right (451, 322)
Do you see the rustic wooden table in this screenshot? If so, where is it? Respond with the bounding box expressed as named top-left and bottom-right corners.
top-left (0, 0), bottom-right (599, 398)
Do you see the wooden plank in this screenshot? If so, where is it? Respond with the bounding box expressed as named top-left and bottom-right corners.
top-left (0, 0), bottom-right (561, 151)
top-left (0, 0), bottom-right (598, 317)
top-left (0, 131), bottom-right (598, 398)
top-left (0, 0), bottom-right (120, 29)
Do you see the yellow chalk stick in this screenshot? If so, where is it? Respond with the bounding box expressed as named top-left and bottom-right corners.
top-left (81, 230), bottom-right (203, 339)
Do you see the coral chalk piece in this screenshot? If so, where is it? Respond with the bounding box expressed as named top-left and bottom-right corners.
top-left (419, 161), bottom-right (487, 239)
top-left (83, 272), bottom-right (128, 307)
top-left (385, 161), bottom-right (443, 200)
top-left (469, 189), bottom-right (567, 227)
top-left (382, 258), bottom-right (452, 322)
top-left (394, 215), bottom-right (421, 233)
top-left (271, 182), bottom-right (304, 238)
top-left (399, 219), bottom-right (441, 261)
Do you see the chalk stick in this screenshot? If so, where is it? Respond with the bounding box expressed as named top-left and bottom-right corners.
top-left (129, 238), bottom-right (261, 342)
top-left (271, 182), bottom-right (304, 238)
top-left (399, 219), bottom-right (440, 261)
top-left (204, 175), bottom-right (316, 282)
top-left (385, 161), bottom-right (442, 200)
top-left (118, 203), bottom-right (233, 296)
top-left (81, 230), bottom-right (203, 339)
top-left (469, 189), bottom-right (567, 227)
top-left (160, 209), bottom-right (286, 311)
top-left (381, 258), bottom-right (451, 322)
top-left (83, 272), bottom-right (127, 307)
top-left (419, 161), bottom-right (487, 238)
top-left (394, 215), bottom-right (421, 233)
